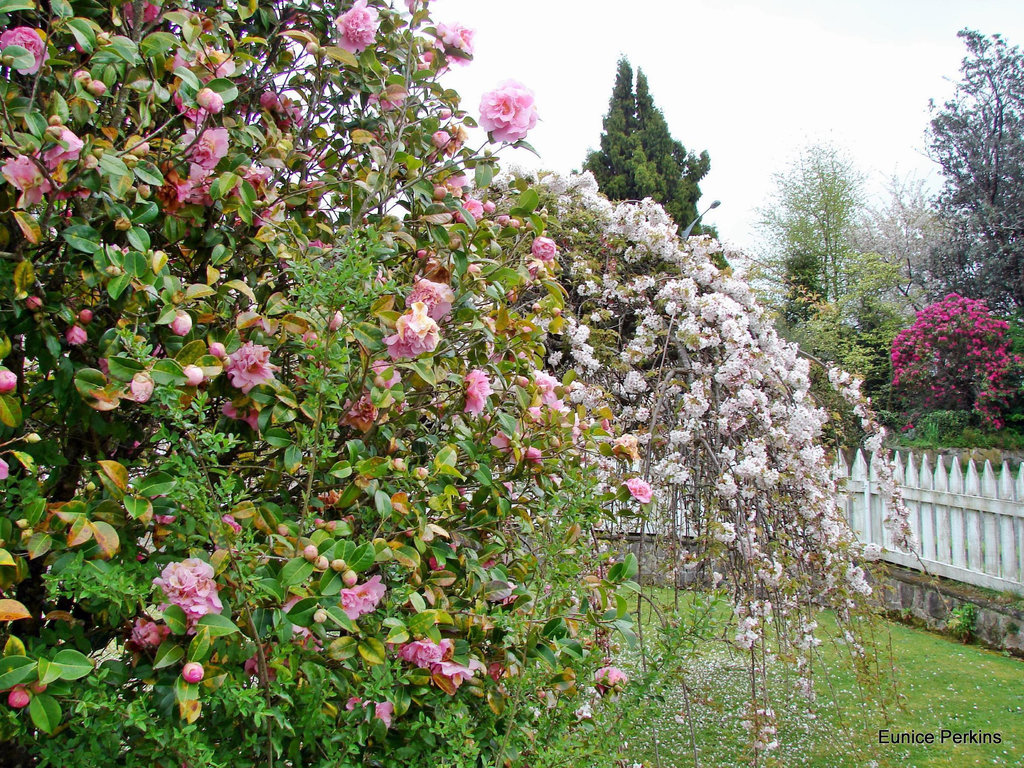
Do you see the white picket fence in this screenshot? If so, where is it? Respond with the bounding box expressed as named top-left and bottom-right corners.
top-left (835, 450), bottom-right (1024, 596)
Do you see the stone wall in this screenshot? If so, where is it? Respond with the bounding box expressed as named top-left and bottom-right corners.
top-left (872, 564), bottom-right (1024, 656)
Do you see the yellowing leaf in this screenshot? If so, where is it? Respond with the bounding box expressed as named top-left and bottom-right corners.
top-left (12, 212), bottom-right (40, 245)
top-left (97, 460), bottom-right (129, 491)
top-left (89, 521), bottom-right (120, 559)
top-left (350, 129), bottom-right (375, 145)
top-left (0, 599), bottom-right (32, 621)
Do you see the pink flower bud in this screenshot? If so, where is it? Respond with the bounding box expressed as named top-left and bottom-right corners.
top-left (131, 372), bottom-right (155, 403)
top-left (170, 311), bottom-right (192, 336)
top-left (431, 131), bottom-right (451, 149)
top-left (78, 308), bottom-right (94, 324)
top-left (303, 544), bottom-right (319, 561)
top-left (0, 370), bottom-right (16, 394)
top-left (467, 263), bottom-right (481, 276)
top-left (209, 341), bottom-right (227, 359)
top-left (329, 311), bottom-right (344, 331)
top-left (342, 570), bottom-right (358, 587)
top-left (183, 365), bottom-right (204, 387)
top-left (181, 662), bottom-right (204, 684)
top-left (87, 79), bottom-right (107, 97)
top-left (73, 69), bottom-right (91, 84)
top-left (7, 687), bottom-right (30, 709)
top-left (66, 325), bottom-right (88, 346)
top-left (196, 88), bottom-right (224, 114)
top-left (439, 109), bottom-right (452, 120)
top-left (25, 296), bottom-right (43, 310)
top-left (483, 200), bottom-right (496, 213)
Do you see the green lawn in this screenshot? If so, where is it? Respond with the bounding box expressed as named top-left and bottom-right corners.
top-left (587, 595), bottom-right (1024, 767)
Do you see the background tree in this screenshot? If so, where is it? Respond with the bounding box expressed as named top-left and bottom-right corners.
top-left (755, 144), bottom-right (914, 412)
top-left (927, 29), bottom-right (1024, 313)
top-left (583, 58), bottom-right (711, 232)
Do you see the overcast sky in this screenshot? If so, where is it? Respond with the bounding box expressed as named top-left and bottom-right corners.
top-left (434, 0), bottom-right (1024, 253)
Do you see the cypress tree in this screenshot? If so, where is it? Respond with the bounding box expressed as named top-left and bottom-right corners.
top-left (584, 59), bottom-right (711, 233)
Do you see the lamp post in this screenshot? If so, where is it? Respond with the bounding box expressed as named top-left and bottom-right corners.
top-left (681, 199), bottom-right (721, 239)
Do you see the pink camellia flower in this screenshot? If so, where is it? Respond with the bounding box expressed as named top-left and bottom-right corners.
top-left (181, 662), bottom-right (204, 684)
top-left (339, 574), bottom-right (386, 620)
top-left (42, 127), bottom-right (84, 170)
top-left (222, 402), bottom-right (260, 430)
top-left (183, 365), bottom-right (204, 387)
top-left (624, 477), bottom-right (653, 504)
top-left (153, 558), bottom-right (223, 624)
top-left (0, 458), bottom-right (9, 480)
top-left (479, 80), bottom-right (538, 143)
top-left (531, 236), bottom-right (558, 263)
top-left (384, 302), bottom-right (440, 360)
top-left (0, 370), bottom-right (16, 394)
top-left (490, 431), bottom-right (513, 454)
top-left (341, 393), bottom-right (378, 433)
top-left (196, 88), bottom-right (224, 114)
top-left (334, 0), bottom-right (379, 54)
top-left (435, 22), bottom-right (474, 64)
top-left (0, 27), bottom-right (48, 75)
top-left (532, 369), bottom-right (560, 407)
top-left (524, 446), bottom-right (543, 464)
top-left (127, 618), bottom-right (170, 651)
top-left (221, 513), bottom-right (242, 534)
top-left (433, 656), bottom-right (485, 690)
top-left (170, 311), bottom-right (192, 336)
top-left (462, 197), bottom-right (484, 221)
top-left (2, 155), bottom-right (52, 208)
top-left (431, 130), bottom-right (451, 149)
top-left (371, 359), bottom-right (401, 389)
top-left (185, 127), bottom-right (229, 171)
top-left (226, 341), bottom-right (278, 392)
top-left (130, 372), bottom-right (155, 403)
top-left (375, 701), bottom-right (394, 729)
top-left (398, 637), bottom-right (449, 668)
top-left (464, 369), bottom-right (492, 415)
top-left (594, 665), bottom-right (628, 689)
top-left (407, 278), bottom-right (455, 321)
top-left (7, 687), bottom-right (30, 709)
top-left (65, 325), bottom-right (87, 346)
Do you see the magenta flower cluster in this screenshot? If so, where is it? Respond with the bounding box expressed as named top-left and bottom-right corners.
top-left (890, 293), bottom-right (1021, 429)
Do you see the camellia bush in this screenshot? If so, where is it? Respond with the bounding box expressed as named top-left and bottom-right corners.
top-left (891, 293), bottom-right (1021, 429)
top-left (0, 1), bottom-right (642, 765)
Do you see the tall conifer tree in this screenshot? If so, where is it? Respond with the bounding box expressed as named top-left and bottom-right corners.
top-left (584, 58), bottom-right (711, 232)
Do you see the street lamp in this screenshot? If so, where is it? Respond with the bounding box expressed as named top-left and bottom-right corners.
top-left (681, 199), bottom-right (721, 239)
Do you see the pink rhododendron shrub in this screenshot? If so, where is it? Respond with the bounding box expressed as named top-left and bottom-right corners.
top-left (890, 293), bottom-right (1021, 428)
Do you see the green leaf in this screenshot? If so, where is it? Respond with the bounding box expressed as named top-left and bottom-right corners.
top-left (434, 445), bottom-right (457, 469)
top-left (0, 1), bottom-right (37, 13)
top-left (195, 613), bottom-right (239, 638)
top-left (407, 359), bottom-right (435, 386)
top-left (53, 649), bottom-right (94, 680)
top-left (63, 225), bottom-right (101, 254)
top-left (0, 656), bottom-right (36, 690)
top-left (134, 161), bottom-right (164, 186)
top-left (1, 45), bottom-right (36, 72)
top-left (151, 359), bottom-right (186, 385)
top-left (139, 31), bottom-right (177, 57)
top-left (285, 597), bottom-right (319, 627)
top-left (28, 694), bottom-right (61, 735)
top-left (475, 163), bottom-right (494, 189)
top-left (0, 395), bottom-right (22, 428)
top-left (162, 605), bottom-right (187, 635)
top-left (279, 557), bottom-right (314, 587)
top-left (106, 357), bottom-right (145, 382)
top-left (187, 628), bottom-right (210, 662)
top-left (517, 188), bottom-right (540, 213)
top-left (152, 640), bottom-right (184, 670)
top-left (347, 543), bottom-right (375, 573)
top-left (127, 227), bottom-right (151, 252)
top-left (65, 18), bottom-right (97, 53)
top-left (136, 472), bottom-right (176, 497)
